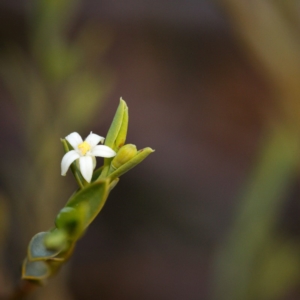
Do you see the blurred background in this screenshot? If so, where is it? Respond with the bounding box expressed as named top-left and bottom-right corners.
top-left (1, 0), bottom-right (300, 299)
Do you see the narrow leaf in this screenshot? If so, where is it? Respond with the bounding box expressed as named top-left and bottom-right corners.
top-left (105, 98), bottom-right (126, 149)
top-left (28, 232), bottom-right (64, 261)
top-left (66, 179), bottom-right (109, 227)
top-left (115, 105), bottom-right (128, 148)
top-left (22, 259), bottom-right (50, 280)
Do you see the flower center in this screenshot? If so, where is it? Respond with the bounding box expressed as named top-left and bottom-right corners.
top-left (78, 141), bottom-right (91, 155)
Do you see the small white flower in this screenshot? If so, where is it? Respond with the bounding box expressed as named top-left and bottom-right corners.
top-left (61, 132), bottom-right (116, 183)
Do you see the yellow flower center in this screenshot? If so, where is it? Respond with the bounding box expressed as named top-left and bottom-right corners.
top-left (78, 141), bottom-right (91, 155)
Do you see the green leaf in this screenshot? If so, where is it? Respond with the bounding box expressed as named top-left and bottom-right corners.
top-left (105, 98), bottom-right (126, 149)
top-left (115, 106), bottom-right (128, 148)
top-left (66, 179), bottom-right (109, 228)
top-left (100, 99), bottom-right (128, 178)
top-left (22, 258), bottom-right (51, 280)
top-left (28, 232), bottom-right (64, 261)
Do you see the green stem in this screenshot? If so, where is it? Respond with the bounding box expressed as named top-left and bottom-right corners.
top-left (99, 157), bottom-right (113, 179)
top-left (71, 165), bottom-right (84, 189)
top-left (99, 165), bottom-right (109, 179)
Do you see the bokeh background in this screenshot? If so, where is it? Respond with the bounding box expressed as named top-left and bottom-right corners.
top-left (1, 1), bottom-right (300, 300)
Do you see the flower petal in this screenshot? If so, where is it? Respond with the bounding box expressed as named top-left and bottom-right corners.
top-left (91, 145), bottom-right (116, 158)
top-left (61, 150), bottom-right (80, 176)
top-left (92, 156), bottom-right (96, 169)
top-left (65, 132), bottom-right (83, 150)
top-left (79, 156), bottom-right (94, 182)
top-left (85, 132), bottom-right (104, 148)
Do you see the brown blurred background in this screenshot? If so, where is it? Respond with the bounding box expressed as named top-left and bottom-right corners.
top-left (1, 1), bottom-right (300, 300)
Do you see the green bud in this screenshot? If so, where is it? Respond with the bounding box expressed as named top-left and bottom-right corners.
top-left (55, 203), bottom-right (89, 240)
top-left (111, 144), bottom-right (137, 169)
top-left (109, 147), bottom-right (154, 180)
top-left (55, 207), bottom-right (78, 230)
top-left (44, 230), bottom-right (68, 251)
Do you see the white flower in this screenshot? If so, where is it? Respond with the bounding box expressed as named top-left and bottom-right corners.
top-left (61, 132), bottom-right (116, 183)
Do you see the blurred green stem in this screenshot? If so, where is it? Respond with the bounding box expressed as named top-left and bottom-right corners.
top-left (213, 127), bottom-right (300, 300)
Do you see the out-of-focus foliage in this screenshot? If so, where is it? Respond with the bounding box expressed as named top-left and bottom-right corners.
top-left (214, 1), bottom-right (300, 300)
top-left (1, 0), bottom-right (300, 298)
top-left (0, 0), bottom-right (112, 299)
top-left (214, 128), bottom-right (300, 300)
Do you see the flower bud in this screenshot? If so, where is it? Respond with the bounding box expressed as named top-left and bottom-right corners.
top-left (111, 144), bottom-right (137, 169)
top-left (44, 230), bottom-right (68, 250)
top-left (109, 147), bottom-right (154, 180)
top-left (55, 207), bottom-right (77, 230)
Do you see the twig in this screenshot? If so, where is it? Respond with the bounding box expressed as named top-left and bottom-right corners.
top-left (8, 280), bottom-right (38, 300)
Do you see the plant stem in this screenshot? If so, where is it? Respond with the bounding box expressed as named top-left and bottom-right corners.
top-left (8, 280), bottom-right (38, 300)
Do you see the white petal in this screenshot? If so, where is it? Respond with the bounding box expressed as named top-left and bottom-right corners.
top-left (79, 156), bottom-right (94, 182)
top-left (85, 132), bottom-right (104, 148)
top-left (61, 150), bottom-right (80, 176)
top-left (92, 156), bottom-right (96, 169)
top-left (91, 145), bottom-right (116, 158)
top-left (65, 132), bottom-right (83, 150)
